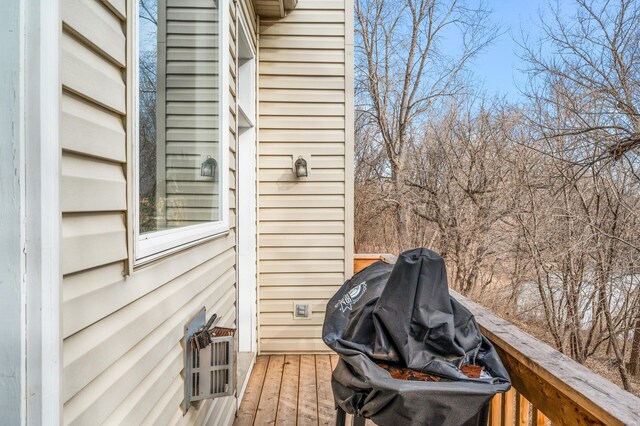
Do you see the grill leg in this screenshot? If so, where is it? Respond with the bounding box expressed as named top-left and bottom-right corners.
top-left (353, 415), bottom-right (366, 426)
top-left (336, 407), bottom-right (346, 426)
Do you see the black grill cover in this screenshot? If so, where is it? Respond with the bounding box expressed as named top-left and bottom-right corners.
top-left (322, 248), bottom-right (511, 426)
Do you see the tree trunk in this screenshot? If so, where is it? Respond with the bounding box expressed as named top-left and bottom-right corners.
top-left (601, 285), bottom-right (632, 390)
top-left (627, 314), bottom-right (640, 377)
top-left (392, 168), bottom-right (409, 251)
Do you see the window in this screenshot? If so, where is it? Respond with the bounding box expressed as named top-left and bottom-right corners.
top-left (135, 0), bottom-right (229, 262)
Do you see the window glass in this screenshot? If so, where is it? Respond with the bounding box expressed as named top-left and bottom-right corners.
top-left (138, 0), bottom-right (222, 238)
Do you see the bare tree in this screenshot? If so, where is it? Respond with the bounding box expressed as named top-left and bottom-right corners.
top-left (518, 1), bottom-right (640, 386)
top-left (521, 0), bottom-right (640, 176)
top-left (408, 100), bottom-right (517, 295)
top-left (511, 100), bottom-right (640, 388)
top-left (628, 295), bottom-right (640, 376)
top-left (138, 0), bottom-right (159, 231)
top-left (355, 0), bottom-right (498, 249)
top-left (353, 0), bottom-right (640, 394)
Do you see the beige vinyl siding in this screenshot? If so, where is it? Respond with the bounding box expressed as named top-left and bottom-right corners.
top-left (257, 0), bottom-right (353, 353)
top-left (60, 0), bottom-right (255, 424)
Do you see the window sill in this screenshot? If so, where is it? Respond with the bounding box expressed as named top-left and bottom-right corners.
top-left (132, 228), bottom-right (230, 270)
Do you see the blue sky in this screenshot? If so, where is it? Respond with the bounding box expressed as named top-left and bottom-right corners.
top-left (469, 0), bottom-right (549, 102)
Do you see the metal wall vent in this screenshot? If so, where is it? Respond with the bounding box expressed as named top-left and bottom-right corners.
top-left (183, 308), bottom-right (235, 413)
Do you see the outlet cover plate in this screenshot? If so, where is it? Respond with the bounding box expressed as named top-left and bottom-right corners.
top-left (293, 301), bottom-right (312, 319)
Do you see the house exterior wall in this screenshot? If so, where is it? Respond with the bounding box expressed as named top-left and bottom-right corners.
top-left (59, 0), bottom-right (256, 424)
top-left (257, 0), bottom-right (355, 353)
top-left (57, 0), bottom-right (352, 421)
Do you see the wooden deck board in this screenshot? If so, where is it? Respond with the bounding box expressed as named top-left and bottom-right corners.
top-left (276, 355), bottom-right (300, 423)
top-left (236, 355), bottom-right (340, 426)
top-left (235, 356), bottom-right (269, 425)
top-left (297, 355), bottom-right (318, 425)
top-left (255, 355), bottom-right (285, 425)
top-left (235, 354), bottom-right (377, 426)
top-left (315, 355), bottom-right (334, 426)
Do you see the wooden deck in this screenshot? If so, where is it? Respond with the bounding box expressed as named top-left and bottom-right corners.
top-left (234, 355), bottom-right (344, 426)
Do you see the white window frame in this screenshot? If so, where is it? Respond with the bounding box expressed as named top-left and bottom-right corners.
top-left (133, 0), bottom-right (230, 263)
top-left (236, 11), bottom-right (257, 356)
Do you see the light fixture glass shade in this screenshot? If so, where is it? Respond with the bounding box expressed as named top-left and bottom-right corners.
top-left (201, 156), bottom-right (217, 179)
top-left (295, 156), bottom-right (308, 177)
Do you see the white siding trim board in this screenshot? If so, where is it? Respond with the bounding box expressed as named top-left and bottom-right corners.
top-left (344, 0), bottom-right (355, 279)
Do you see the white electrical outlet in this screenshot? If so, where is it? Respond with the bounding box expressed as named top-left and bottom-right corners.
top-left (293, 302), bottom-right (312, 319)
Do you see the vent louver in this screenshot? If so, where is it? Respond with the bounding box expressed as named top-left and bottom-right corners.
top-left (183, 308), bottom-right (235, 413)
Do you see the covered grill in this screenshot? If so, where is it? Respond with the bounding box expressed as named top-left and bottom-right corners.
top-left (322, 248), bottom-right (511, 426)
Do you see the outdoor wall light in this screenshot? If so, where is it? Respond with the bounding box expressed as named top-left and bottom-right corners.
top-left (201, 155), bottom-right (217, 180)
top-left (294, 156), bottom-right (308, 178)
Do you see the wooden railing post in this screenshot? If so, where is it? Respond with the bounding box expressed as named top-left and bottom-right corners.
top-left (515, 393), bottom-right (530, 426)
top-left (502, 388), bottom-right (515, 426)
top-left (490, 394), bottom-right (502, 425)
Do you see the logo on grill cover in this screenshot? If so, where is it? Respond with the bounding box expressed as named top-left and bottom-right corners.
top-left (335, 281), bottom-right (367, 312)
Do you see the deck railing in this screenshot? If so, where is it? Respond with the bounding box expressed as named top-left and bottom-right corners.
top-left (353, 254), bottom-right (640, 425)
